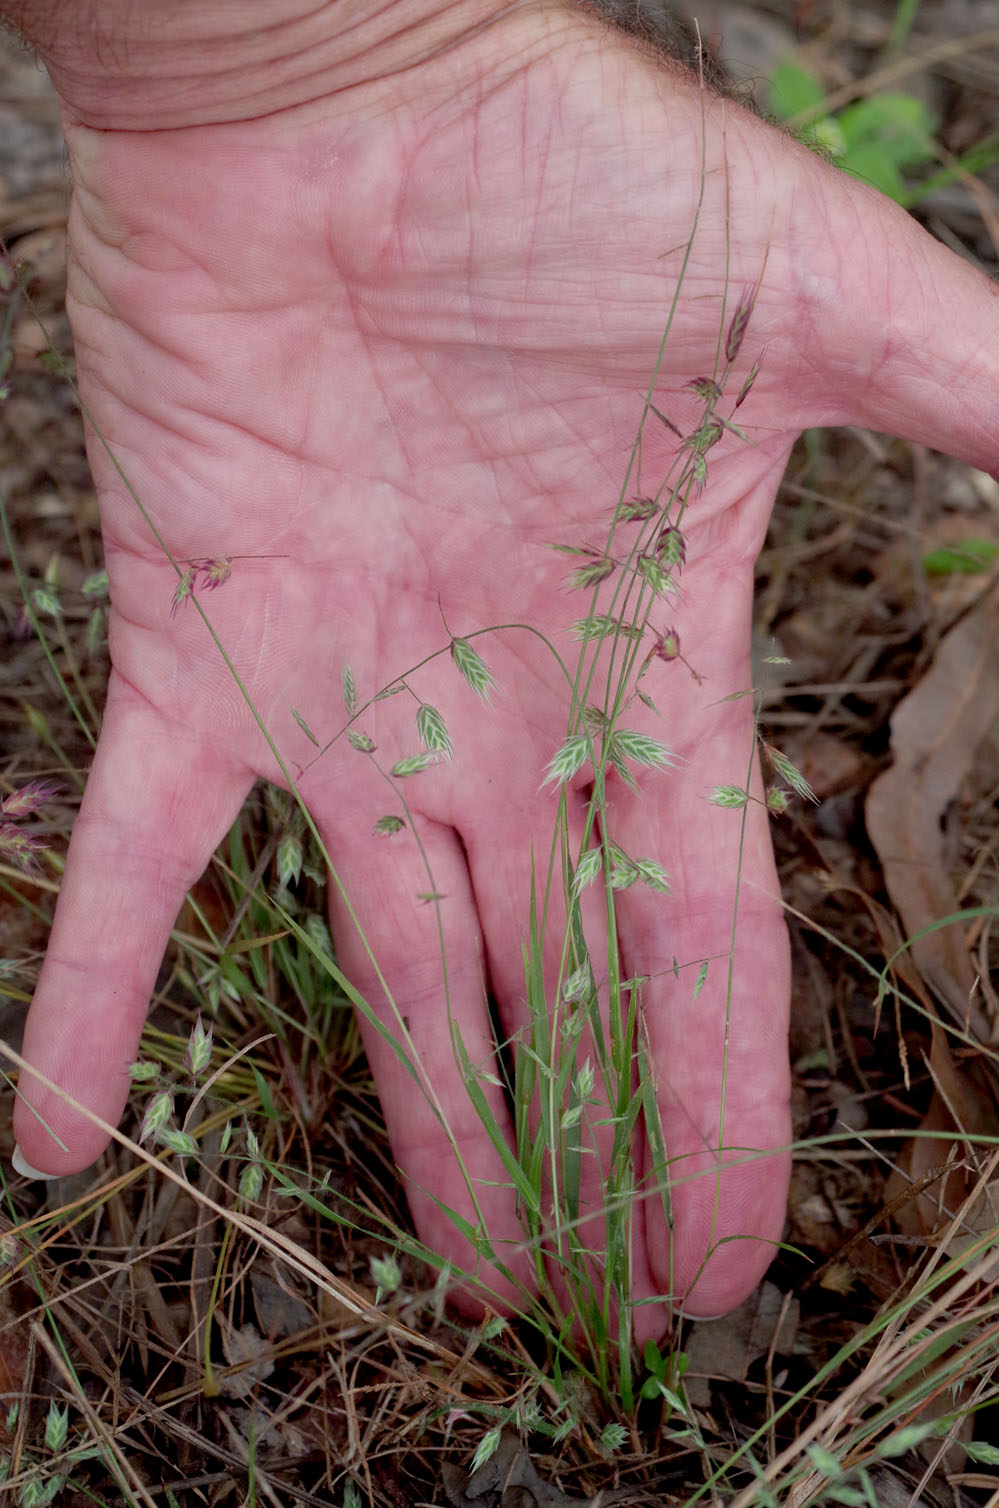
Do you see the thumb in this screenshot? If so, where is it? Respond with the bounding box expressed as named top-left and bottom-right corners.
top-left (13, 674), bottom-right (251, 1177)
top-left (770, 132), bottom-right (999, 470)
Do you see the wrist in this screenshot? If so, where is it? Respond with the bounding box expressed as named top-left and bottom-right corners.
top-left (3, 0), bottom-right (519, 128)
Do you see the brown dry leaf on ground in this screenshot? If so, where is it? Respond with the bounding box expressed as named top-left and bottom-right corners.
top-left (441, 1430), bottom-right (637, 1508)
top-left (682, 1280), bottom-right (799, 1410)
top-left (865, 582), bottom-right (999, 1039)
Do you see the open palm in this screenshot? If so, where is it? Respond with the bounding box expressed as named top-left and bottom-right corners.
top-left (16, 0), bottom-right (998, 1330)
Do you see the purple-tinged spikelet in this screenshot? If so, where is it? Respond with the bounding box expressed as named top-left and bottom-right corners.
top-left (725, 289), bottom-right (756, 365)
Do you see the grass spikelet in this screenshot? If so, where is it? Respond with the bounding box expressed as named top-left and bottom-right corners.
top-left (416, 702), bottom-right (453, 763)
top-left (606, 728), bottom-right (676, 773)
top-left (198, 555), bottom-right (232, 590)
top-left (390, 752), bottom-right (439, 777)
top-left (636, 554), bottom-right (675, 598)
top-left (341, 661), bottom-right (357, 716)
top-left (616, 494), bottom-right (659, 521)
top-left (170, 567), bottom-right (196, 616)
top-left (571, 614), bottom-right (642, 643)
top-left (571, 847), bottom-right (603, 896)
top-left (0, 821), bottom-right (45, 872)
top-left (0, 778), bottom-right (60, 818)
top-left (654, 525), bottom-right (686, 569)
top-left (654, 627), bottom-right (680, 661)
top-left (569, 556), bottom-right (616, 589)
top-left (764, 742), bottom-right (819, 803)
top-left (709, 784), bottom-right (749, 808)
top-left (725, 286), bottom-right (756, 363)
top-left (450, 636), bottom-right (495, 700)
top-left (542, 732), bottom-right (590, 787)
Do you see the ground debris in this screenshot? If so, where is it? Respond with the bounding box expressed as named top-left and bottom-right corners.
top-left (866, 582), bottom-right (999, 1038)
top-left (442, 1431), bottom-right (636, 1508)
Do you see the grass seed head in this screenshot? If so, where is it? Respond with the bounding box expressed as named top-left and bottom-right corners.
top-left (569, 555), bottom-right (616, 589)
top-left (450, 637), bottom-right (495, 700)
top-left (0, 1229), bottom-right (22, 1270)
top-left (655, 627), bottom-right (680, 662)
top-left (139, 1090), bottom-right (174, 1145)
top-left (725, 288), bottom-right (756, 364)
top-left (197, 556), bottom-right (232, 590)
top-left (655, 526), bottom-right (686, 569)
top-left (170, 568), bottom-right (196, 616)
top-left (0, 821), bottom-right (45, 872)
top-left (0, 779), bottom-right (60, 819)
top-left (617, 495), bottom-right (658, 522)
top-left (686, 376), bottom-right (722, 402)
top-left (184, 1013), bottom-right (214, 1077)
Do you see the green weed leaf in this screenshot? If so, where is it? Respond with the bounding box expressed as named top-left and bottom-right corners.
top-left (923, 539), bottom-right (998, 575)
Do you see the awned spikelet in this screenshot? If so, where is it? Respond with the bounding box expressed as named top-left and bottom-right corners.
top-left (725, 287), bottom-right (756, 364)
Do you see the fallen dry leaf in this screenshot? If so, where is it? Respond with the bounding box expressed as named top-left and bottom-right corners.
top-left (442, 1430), bottom-right (634, 1508)
top-left (683, 1280), bottom-right (799, 1410)
top-left (865, 583), bottom-right (999, 1039)
top-left (887, 1022), bottom-right (999, 1244)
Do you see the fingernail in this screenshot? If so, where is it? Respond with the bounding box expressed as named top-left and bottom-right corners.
top-left (11, 1144), bottom-right (60, 1181)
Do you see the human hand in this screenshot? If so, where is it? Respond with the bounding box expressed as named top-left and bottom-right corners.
top-left (10, 0), bottom-right (998, 1333)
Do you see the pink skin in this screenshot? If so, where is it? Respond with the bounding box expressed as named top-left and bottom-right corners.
top-left (13, 1), bottom-right (998, 1336)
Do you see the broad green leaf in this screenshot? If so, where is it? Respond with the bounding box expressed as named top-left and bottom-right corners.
top-left (769, 60), bottom-right (827, 123)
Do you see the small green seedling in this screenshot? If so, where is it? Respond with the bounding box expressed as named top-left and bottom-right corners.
top-left (639, 1338), bottom-right (689, 1409)
top-left (769, 59), bottom-right (999, 208)
top-left (921, 539), bottom-right (999, 576)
